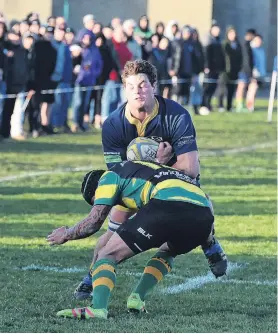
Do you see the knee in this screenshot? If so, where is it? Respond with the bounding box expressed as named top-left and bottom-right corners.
top-left (97, 247), bottom-right (123, 264)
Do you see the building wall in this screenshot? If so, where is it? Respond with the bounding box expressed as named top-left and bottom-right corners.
top-left (213, 0), bottom-right (277, 71)
top-left (52, 0), bottom-right (212, 42)
top-left (0, 0), bottom-right (52, 23)
top-left (147, 0), bottom-right (213, 43)
top-left (52, 0), bottom-right (148, 31)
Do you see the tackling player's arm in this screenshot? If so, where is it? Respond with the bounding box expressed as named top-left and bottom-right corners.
top-left (47, 171), bottom-right (122, 246)
top-left (47, 205), bottom-right (112, 245)
top-left (66, 205), bottom-right (111, 240)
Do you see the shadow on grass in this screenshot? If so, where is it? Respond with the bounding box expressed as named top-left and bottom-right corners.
top-left (214, 199), bottom-right (276, 216)
top-left (0, 198), bottom-right (88, 215)
top-left (220, 236), bottom-right (277, 243)
top-left (0, 222), bottom-right (107, 238)
top-left (1, 196), bottom-right (276, 216)
top-left (0, 187), bottom-right (78, 196)
top-left (203, 177), bottom-right (276, 186)
top-left (0, 142), bottom-right (103, 154)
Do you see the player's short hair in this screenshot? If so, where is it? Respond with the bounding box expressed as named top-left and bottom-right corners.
top-left (81, 170), bottom-right (106, 205)
top-left (121, 60), bottom-right (157, 86)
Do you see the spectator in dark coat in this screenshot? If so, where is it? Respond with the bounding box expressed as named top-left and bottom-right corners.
top-left (218, 26), bottom-right (242, 112)
top-left (51, 26), bottom-right (73, 131)
top-left (190, 28), bottom-right (205, 115)
top-left (149, 36), bottom-right (171, 97)
top-left (0, 21), bottom-right (7, 127)
top-left (89, 32), bottom-right (118, 128)
top-left (169, 25), bottom-right (198, 105)
top-left (235, 29), bottom-right (256, 112)
top-left (32, 26), bottom-right (57, 134)
top-left (1, 30), bottom-right (33, 139)
top-left (71, 29), bottom-right (103, 132)
top-left (199, 23), bottom-right (225, 115)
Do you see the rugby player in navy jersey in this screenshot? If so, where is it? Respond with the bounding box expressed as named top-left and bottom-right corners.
top-left (73, 60), bottom-right (227, 300)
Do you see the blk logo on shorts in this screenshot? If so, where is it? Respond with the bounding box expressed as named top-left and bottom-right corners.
top-left (137, 227), bottom-right (152, 239)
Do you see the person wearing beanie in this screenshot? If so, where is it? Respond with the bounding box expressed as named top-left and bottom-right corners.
top-left (65, 27), bottom-right (75, 45)
top-left (9, 20), bottom-right (20, 34)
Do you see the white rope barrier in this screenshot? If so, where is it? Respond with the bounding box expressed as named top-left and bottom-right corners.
top-left (0, 76), bottom-right (275, 100)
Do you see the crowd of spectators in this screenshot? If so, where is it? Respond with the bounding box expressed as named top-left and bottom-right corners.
top-left (0, 11), bottom-right (267, 140)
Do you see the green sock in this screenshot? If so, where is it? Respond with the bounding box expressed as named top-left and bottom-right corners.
top-left (133, 251), bottom-right (174, 300)
top-left (91, 258), bottom-right (117, 310)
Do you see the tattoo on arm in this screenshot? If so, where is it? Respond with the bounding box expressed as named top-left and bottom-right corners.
top-left (65, 205), bottom-right (111, 241)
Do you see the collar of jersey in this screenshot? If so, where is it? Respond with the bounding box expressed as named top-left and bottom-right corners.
top-left (124, 98), bottom-right (159, 137)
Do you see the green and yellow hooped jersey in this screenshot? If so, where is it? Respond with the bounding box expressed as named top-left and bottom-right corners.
top-left (94, 161), bottom-right (210, 210)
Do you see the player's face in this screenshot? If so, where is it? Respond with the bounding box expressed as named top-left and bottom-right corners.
top-left (125, 74), bottom-right (156, 110)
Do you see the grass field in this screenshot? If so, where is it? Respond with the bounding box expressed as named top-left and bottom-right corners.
top-left (0, 100), bottom-right (277, 333)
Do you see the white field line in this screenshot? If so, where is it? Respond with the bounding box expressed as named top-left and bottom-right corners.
top-left (200, 141), bottom-right (276, 157)
top-left (17, 264), bottom-right (184, 280)
top-left (19, 264), bottom-right (85, 273)
top-left (0, 141), bottom-right (275, 184)
top-left (0, 166), bottom-right (92, 183)
top-left (161, 262), bottom-right (244, 294)
top-left (17, 263), bottom-right (276, 289)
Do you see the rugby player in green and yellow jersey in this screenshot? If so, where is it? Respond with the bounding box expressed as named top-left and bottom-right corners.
top-left (47, 161), bottom-right (218, 320)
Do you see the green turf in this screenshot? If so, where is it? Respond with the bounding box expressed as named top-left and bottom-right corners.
top-left (0, 101), bottom-right (277, 333)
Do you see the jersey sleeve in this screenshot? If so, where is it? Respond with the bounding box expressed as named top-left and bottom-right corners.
top-left (102, 120), bottom-right (127, 169)
top-left (94, 171), bottom-right (121, 206)
top-left (171, 108), bottom-right (198, 156)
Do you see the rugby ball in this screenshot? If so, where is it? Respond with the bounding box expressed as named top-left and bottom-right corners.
top-left (127, 137), bottom-right (159, 162)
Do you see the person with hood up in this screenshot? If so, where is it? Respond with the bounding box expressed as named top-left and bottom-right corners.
top-left (155, 22), bottom-right (165, 41)
top-left (134, 15), bottom-right (152, 60)
top-left (71, 29), bottom-right (103, 132)
top-left (218, 26), bottom-right (242, 112)
top-left (164, 20), bottom-right (180, 41)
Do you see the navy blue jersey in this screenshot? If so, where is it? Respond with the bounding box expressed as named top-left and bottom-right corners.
top-left (102, 95), bottom-right (198, 169)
